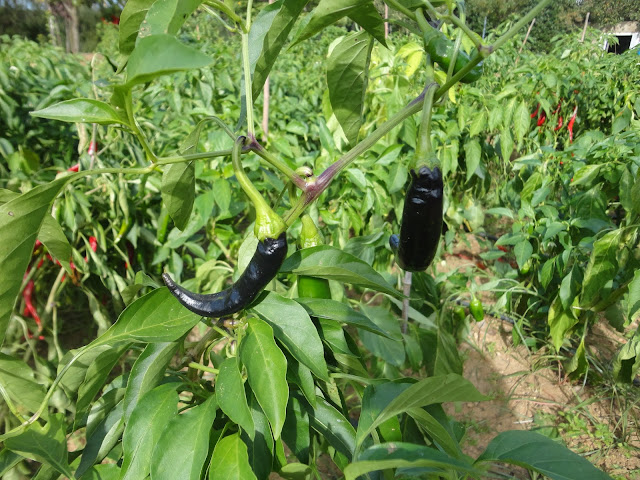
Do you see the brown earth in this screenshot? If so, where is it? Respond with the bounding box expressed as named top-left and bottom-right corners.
top-left (439, 234), bottom-right (640, 480)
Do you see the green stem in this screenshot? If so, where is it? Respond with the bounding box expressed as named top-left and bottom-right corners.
top-left (384, 0), bottom-right (416, 20)
top-left (232, 137), bottom-right (286, 240)
top-left (156, 149), bottom-right (233, 165)
top-left (414, 82), bottom-right (438, 168)
top-left (250, 144), bottom-right (306, 189)
top-left (242, 32), bottom-right (255, 138)
top-left (204, 0), bottom-right (246, 31)
top-left (188, 362), bottom-right (219, 375)
top-left (124, 89), bottom-right (158, 163)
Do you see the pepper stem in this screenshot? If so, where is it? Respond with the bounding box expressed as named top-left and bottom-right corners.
top-left (232, 137), bottom-right (286, 240)
top-left (414, 81), bottom-right (439, 169)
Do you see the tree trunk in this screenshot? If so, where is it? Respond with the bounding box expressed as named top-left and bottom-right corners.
top-left (65, 1), bottom-right (80, 53)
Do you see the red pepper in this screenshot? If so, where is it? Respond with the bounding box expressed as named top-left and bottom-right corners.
top-left (530, 104), bottom-right (540, 118)
top-left (537, 112), bottom-right (546, 127)
top-left (553, 100), bottom-right (562, 114)
top-left (87, 141), bottom-right (98, 155)
top-left (67, 164), bottom-right (80, 172)
top-left (497, 245), bottom-right (509, 252)
top-left (567, 105), bottom-right (578, 142)
top-left (554, 116), bottom-right (563, 131)
top-left (89, 236), bottom-right (98, 252)
top-left (36, 257), bottom-right (44, 269)
top-left (22, 278), bottom-right (41, 328)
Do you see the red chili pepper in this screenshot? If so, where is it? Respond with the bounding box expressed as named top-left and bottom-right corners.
top-left (497, 245), bottom-right (509, 252)
top-left (537, 112), bottom-right (546, 127)
top-left (553, 100), bottom-right (562, 114)
top-left (554, 116), bottom-right (563, 131)
top-left (67, 164), bottom-right (80, 172)
top-left (87, 141), bottom-right (98, 156)
top-left (89, 236), bottom-right (98, 252)
top-left (22, 279), bottom-right (41, 328)
top-left (476, 261), bottom-right (487, 271)
top-left (34, 240), bottom-right (42, 249)
top-left (530, 104), bottom-right (540, 118)
top-left (36, 257), bottom-right (44, 269)
top-left (567, 105), bottom-right (578, 142)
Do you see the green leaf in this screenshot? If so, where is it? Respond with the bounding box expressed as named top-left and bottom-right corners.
top-left (345, 442), bottom-right (479, 480)
top-left (513, 100), bottom-right (530, 145)
top-left (282, 395), bottom-right (310, 464)
top-left (564, 337), bottom-right (588, 377)
top-left (514, 239), bottom-right (533, 270)
top-left (469, 110), bottom-right (486, 137)
top-left (358, 383), bottom-right (411, 448)
top-left (162, 162), bottom-right (195, 231)
top-left (348, 5), bottom-right (387, 46)
top-left (0, 177), bottom-right (69, 345)
top-left (5, 414), bottom-right (73, 478)
top-left (209, 433), bottom-right (257, 480)
top-left (548, 296), bottom-right (578, 352)
top-left (612, 107), bottom-right (631, 134)
top-left (613, 333), bottom-right (640, 383)
top-left (151, 395), bottom-right (218, 480)
top-left (477, 430), bottom-right (612, 480)
top-left (76, 344), bottom-right (129, 419)
top-left (326, 31), bottom-right (373, 145)
top-left (90, 288), bottom-right (201, 347)
top-left (358, 305), bottom-right (405, 367)
top-left (0, 449), bottom-right (23, 477)
top-left (249, 0), bottom-right (309, 99)
top-left (626, 270), bottom-right (640, 322)
top-left (407, 407), bottom-right (463, 458)
top-left (581, 230), bottom-right (621, 308)
top-left (294, 298), bottom-right (390, 337)
top-left (280, 245), bottom-right (401, 299)
top-left (79, 464), bottom-right (121, 480)
top-left (464, 139), bottom-right (481, 182)
top-left (251, 292), bottom-right (328, 381)
top-left (216, 357), bottom-right (255, 438)
top-left (76, 400), bottom-right (124, 477)
top-left (121, 383), bottom-right (179, 480)
top-left (386, 162), bottom-right (408, 194)
top-left (30, 99), bottom-right (127, 125)
top-left (122, 341), bottom-right (180, 421)
top-left (241, 394), bottom-right (274, 480)
top-left (119, 0), bottom-right (157, 57)
top-left (499, 129), bottom-right (513, 161)
top-left (355, 374), bottom-right (488, 448)
top-left (125, 34), bottom-right (213, 87)
top-left (292, 0), bottom-right (371, 45)
top-left (39, 215), bottom-right (73, 275)
top-left (137, 0), bottom-right (202, 40)
top-left (298, 393), bottom-right (356, 460)
top-left (240, 318), bottom-right (289, 440)
top-left (0, 353), bottom-right (46, 418)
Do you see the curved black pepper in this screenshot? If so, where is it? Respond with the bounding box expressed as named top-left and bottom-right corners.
top-left (162, 233), bottom-right (287, 317)
top-left (396, 165), bottom-right (443, 272)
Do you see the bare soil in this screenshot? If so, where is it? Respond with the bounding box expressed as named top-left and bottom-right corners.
top-left (440, 234), bottom-right (640, 480)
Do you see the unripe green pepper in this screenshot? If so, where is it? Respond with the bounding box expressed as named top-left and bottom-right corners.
top-left (423, 25), bottom-right (483, 84)
top-left (297, 215), bottom-right (331, 299)
top-left (453, 305), bottom-right (466, 322)
top-left (469, 296), bottom-right (484, 322)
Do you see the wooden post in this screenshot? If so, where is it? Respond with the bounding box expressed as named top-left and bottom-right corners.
top-left (580, 12), bottom-right (590, 43)
top-left (384, 4), bottom-right (389, 39)
top-left (515, 18), bottom-right (535, 66)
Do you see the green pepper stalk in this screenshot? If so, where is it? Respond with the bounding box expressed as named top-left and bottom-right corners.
top-left (297, 215), bottom-right (332, 299)
top-left (231, 136), bottom-right (286, 241)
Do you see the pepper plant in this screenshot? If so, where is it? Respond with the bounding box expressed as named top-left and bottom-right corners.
top-left (0, 0), bottom-right (616, 478)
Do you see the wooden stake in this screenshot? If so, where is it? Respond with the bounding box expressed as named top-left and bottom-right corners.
top-left (580, 12), bottom-right (590, 43)
top-left (515, 18), bottom-right (535, 66)
top-left (384, 4), bottom-right (389, 39)
top-left (262, 0), bottom-right (274, 140)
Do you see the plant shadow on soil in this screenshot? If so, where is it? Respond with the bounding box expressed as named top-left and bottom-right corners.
top-left (438, 234), bottom-right (640, 480)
